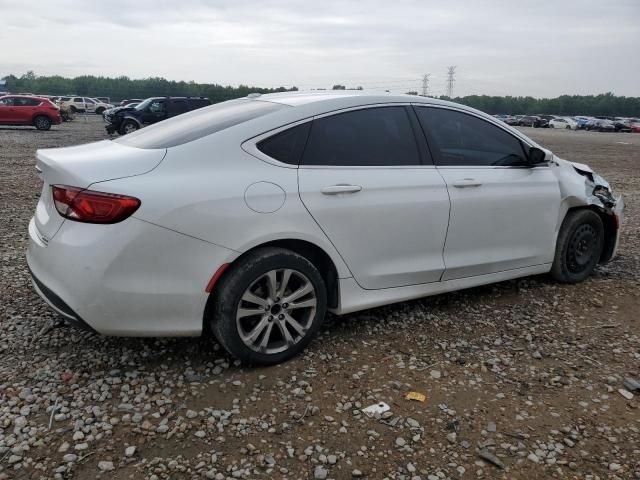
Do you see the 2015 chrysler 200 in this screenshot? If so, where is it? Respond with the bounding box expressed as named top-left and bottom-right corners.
top-left (27, 92), bottom-right (624, 365)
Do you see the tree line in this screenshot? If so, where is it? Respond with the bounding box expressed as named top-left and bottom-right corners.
top-left (3, 72), bottom-right (638, 116)
top-left (2, 71), bottom-right (297, 104)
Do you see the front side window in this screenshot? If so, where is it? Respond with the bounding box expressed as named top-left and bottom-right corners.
top-left (149, 100), bottom-right (165, 113)
top-left (415, 107), bottom-right (528, 167)
top-left (302, 106), bottom-right (420, 166)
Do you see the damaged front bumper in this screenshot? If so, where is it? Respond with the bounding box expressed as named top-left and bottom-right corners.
top-left (609, 194), bottom-right (624, 260)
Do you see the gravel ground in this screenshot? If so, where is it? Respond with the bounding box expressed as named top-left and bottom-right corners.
top-left (1, 117), bottom-right (639, 480)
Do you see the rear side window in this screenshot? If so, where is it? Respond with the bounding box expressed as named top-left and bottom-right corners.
top-left (168, 99), bottom-right (189, 115)
top-left (116, 99), bottom-right (286, 149)
top-left (0, 97), bottom-right (15, 106)
top-left (302, 107), bottom-right (420, 166)
top-left (415, 107), bottom-right (528, 167)
top-left (257, 123), bottom-right (311, 165)
top-left (189, 99), bottom-right (211, 109)
top-left (14, 98), bottom-right (41, 106)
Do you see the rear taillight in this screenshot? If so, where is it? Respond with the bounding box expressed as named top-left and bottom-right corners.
top-left (52, 185), bottom-right (140, 224)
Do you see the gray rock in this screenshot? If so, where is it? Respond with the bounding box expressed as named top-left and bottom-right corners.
top-left (98, 461), bottom-right (114, 471)
top-left (314, 465), bottom-right (328, 479)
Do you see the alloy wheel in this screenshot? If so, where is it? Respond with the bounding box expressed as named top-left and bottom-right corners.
top-left (235, 269), bottom-right (317, 354)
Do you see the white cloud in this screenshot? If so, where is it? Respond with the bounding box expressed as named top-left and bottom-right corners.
top-left (1, 0), bottom-right (638, 96)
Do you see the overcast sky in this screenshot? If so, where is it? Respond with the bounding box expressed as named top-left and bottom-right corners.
top-left (1, 0), bottom-right (638, 97)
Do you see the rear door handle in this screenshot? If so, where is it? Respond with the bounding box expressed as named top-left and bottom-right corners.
top-left (452, 178), bottom-right (482, 188)
top-left (321, 184), bottom-right (363, 195)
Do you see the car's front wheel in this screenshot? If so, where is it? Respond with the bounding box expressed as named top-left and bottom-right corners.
top-left (120, 121), bottom-right (139, 135)
top-left (210, 248), bottom-right (327, 365)
top-left (33, 115), bottom-right (52, 131)
top-left (551, 209), bottom-right (604, 283)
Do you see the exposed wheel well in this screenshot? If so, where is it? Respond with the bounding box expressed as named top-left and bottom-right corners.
top-left (565, 205), bottom-right (617, 263)
top-left (206, 239), bottom-right (340, 319)
top-left (244, 240), bottom-right (340, 309)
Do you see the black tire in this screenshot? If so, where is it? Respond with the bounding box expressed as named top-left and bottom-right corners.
top-left (551, 210), bottom-right (604, 283)
top-left (70, 106), bottom-right (77, 113)
top-left (119, 120), bottom-right (139, 135)
top-left (209, 247), bottom-right (327, 365)
top-left (95, 107), bottom-right (105, 115)
top-left (33, 115), bottom-right (52, 131)
top-left (566, 125), bottom-right (571, 130)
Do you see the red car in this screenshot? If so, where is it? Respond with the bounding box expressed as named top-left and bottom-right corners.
top-left (0, 95), bottom-right (62, 130)
top-left (631, 123), bottom-right (640, 133)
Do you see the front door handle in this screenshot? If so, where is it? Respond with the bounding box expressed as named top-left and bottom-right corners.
top-left (321, 184), bottom-right (363, 195)
top-left (452, 178), bottom-right (482, 188)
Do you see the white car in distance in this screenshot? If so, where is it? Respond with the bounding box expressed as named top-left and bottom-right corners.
top-left (27, 92), bottom-right (624, 365)
top-left (549, 117), bottom-right (578, 130)
top-left (57, 96), bottom-right (114, 114)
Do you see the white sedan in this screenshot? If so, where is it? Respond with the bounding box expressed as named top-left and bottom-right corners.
top-left (27, 92), bottom-right (624, 364)
top-left (549, 117), bottom-right (578, 130)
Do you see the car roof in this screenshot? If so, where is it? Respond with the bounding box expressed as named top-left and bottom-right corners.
top-left (258, 91), bottom-right (458, 108)
top-left (0, 94), bottom-right (47, 99)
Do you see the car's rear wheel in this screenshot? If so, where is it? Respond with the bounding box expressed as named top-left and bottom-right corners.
top-left (566, 125), bottom-right (571, 129)
top-left (210, 248), bottom-right (327, 365)
top-left (120, 121), bottom-right (139, 135)
top-left (95, 107), bottom-right (105, 115)
top-left (34, 116), bottom-right (52, 131)
top-left (551, 209), bottom-right (604, 283)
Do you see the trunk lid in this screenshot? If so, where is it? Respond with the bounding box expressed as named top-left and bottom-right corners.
top-left (34, 140), bottom-right (166, 240)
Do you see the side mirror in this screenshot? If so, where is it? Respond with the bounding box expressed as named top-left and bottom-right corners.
top-left (528, 147), bottom-right (548, 166)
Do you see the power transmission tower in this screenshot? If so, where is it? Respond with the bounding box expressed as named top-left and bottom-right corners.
top-left (446, 66), bottom-right (457, 98)
top-left (422, 74), bottom-right (431, 96)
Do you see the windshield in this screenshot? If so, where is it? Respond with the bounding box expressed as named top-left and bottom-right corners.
top-left (116, 98), bottom-right (287, 149)
top-left (134, 98), bottom-right (154, 111)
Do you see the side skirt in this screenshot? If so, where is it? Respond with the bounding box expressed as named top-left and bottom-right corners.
top-left (332, 263), bottom-right (552, 315)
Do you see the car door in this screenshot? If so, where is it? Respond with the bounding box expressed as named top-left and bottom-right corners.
top-left (167, 99), bottom-right (189, 118)
top-left (142, 99), bottom-right (167, 125)
top-left (13, 97), bottom-right (36, 123)
top-left (414, 105), bottom-right (561, 281)
top-left (0, 97), bottom-right (15, 122)
top-left (297, 105), bottom-right (451, 290)
top-left (83, 98), bottom-right (96, 112)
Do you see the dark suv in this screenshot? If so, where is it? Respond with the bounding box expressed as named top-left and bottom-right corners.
top-left (104, 97), bottom-right (211, 135)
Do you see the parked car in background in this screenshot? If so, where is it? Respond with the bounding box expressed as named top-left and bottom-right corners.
top-left (585, 118), bottom-right (615, 132)
top-left (96, 97), bottom-right (110, 104)
top-left (0, 95), bottom-right (62, 130)
top-left (119, 99), bottom-right (143, 107)
top-left (519, 115), bottom-right (548, 128)
top-left (573, 116), bottom-right (592, 129)
top-left (612, 118), bottom-right (632, 133)
top-left (58, 97), bottom-right (114, 114)
top-left (536, 114), bottom-right (555, 124)
top-left (27, 92), bottom-right (623, 364)
top-left (495, 115), bottom-right (519, 126)
top-left (549, 117), bottom-right (578, 130)
top-left (104, 96), bottom-right (211, 135)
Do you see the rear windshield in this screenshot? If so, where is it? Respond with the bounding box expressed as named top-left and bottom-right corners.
top-left (115, 99), bottom-right (287, 149)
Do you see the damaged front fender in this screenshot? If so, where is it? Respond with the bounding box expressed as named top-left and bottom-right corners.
top-left (553, 157), bottom-right (624, 262)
